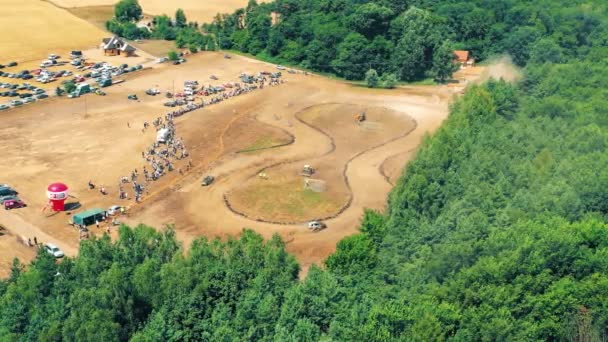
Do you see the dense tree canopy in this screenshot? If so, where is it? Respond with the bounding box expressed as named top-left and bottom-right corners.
top-left (7, 0), bottom-right (608, 340)
top-left (203, 0), bottom-right (607, 81)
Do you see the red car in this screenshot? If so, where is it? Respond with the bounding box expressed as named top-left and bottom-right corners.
top-left (4, 199), bottom-right (26, 210)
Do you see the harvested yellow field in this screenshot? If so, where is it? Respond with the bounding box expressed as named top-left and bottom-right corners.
top-left (50, 0), bottom-right (266, 24)
top-left (0, 0), bottom-right (107, 63)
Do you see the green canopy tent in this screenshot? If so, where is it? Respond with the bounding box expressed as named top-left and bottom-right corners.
top-left (72, 208), bottom-right (106, 226)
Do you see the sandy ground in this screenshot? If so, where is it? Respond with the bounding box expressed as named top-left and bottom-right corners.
top-left (0, 0), bottom-right (107, 63)
top-left (0, 227), bottom-right (37, 278)
top-left (0, 51), bottom-right (485, 276)
top-left (50, 0), bottom-right (266, 24)
top-left (227, 104), bottom-right (416, 223)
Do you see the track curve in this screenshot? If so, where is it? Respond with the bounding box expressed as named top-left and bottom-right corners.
top-left (223, 103), bottom-right (418, 225)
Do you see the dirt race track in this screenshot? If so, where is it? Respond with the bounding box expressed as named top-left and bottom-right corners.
top-left (0, 51), bottom-right (486, 276)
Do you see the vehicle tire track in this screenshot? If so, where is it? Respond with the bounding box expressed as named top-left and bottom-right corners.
top-left (223, 103), bottom-right (418, 225)
top-left (378, 148), bottom-right (417, 186)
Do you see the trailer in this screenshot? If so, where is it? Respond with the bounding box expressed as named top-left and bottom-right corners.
top-left (71, 208), bottom-right (106, 226)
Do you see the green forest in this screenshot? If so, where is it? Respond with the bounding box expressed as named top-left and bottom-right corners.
top-left (4, 0), bottom-right (608, 340)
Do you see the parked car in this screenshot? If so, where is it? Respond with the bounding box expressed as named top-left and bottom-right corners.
top-left (276, 65), bottom-right (286, 70)
top-left (107, 205), bottom-right (122, 215)
top-left (45, 243), bottom-right (64, 258)
top-left (40, 60), bottom-right (56, 68)
top-left (33, 88), bottom-right (45, 95)
top-left (0, 104), bottom-right (9, 110)
top-left (23, 97), bottom-right (35, 103)
top-left (8, 91), bottom-right (18, 97)
top-left (7, 62), bottom-right (17, 67)
top-left (0, 187), bottom-right (17, 197)
top-left (172, 60), bottom-right (181, 65)
top-left (19, 93), bottom-right (32, 98)
top-left (201, 175), bottom-right (215, 186)
top-left (10, 99), bottom-right (23, 106)
top-left (0, 92), bottom-right (8, 97)
top-left (127, 94), bottom-right (138, 100)
top-left (4, 198), bottom-right (26, 210)
top-left (0, 64), bottom-right (4, 69)
top-left (35, 94), bottom-right (49, 100)
top-left (0, 195), bottom-right (19, 203)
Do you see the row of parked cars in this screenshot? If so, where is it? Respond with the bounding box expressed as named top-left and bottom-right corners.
top-left (0, 62), bottom-right (18, 69)
top-left (0, 69), bottom-right (34, 80)
top-left (0, 82), bottom-right (48, 110)
top-left (0, 184), bottom-right (25, 210)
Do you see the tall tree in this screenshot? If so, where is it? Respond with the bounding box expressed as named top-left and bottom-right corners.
top-left (175, 9), bottom-right (187, 28)
top-left (430, 40), bottom-right (458, 82)
top-left (114, 0), bottom-right (142, 22)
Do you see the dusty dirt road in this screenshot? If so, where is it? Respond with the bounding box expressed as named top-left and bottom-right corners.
top-left (0, 51), bottom-right (484, 275)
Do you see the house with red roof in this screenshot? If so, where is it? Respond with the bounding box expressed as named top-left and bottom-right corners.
top-left (453, 50), bottom-right (475, 68)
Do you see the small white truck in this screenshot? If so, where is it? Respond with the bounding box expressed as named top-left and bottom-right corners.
top-left (156, 128), bottom-right (170, 143)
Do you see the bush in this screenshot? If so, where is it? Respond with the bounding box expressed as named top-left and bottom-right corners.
top-left (167, 51), bottom-right (179, 61)
top-left (106, 18), bottom-right (124, 36)
top-left (365, 69), bottom-right (379, 88)
top-left (63, 81), bottom-right (76, 93)
top-left (380, 73), bottom-right (398, 89)
top-left (121, 22), bottom-right (149, 40)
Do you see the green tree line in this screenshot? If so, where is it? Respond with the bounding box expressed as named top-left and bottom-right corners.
top-left (105, 0), bottom-right (216, 52)
top-left (203, 0), bottom-right (607, 81)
